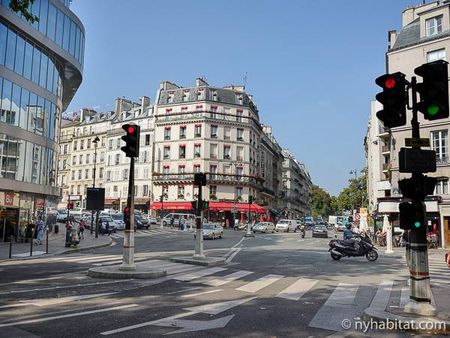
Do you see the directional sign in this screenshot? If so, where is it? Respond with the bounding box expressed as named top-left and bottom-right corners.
top-left (399, 148), bottom-right (436, 173)
top-left (405, 138), bottom-right (430, 147)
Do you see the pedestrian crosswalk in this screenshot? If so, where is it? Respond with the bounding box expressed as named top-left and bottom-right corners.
top-left (110, 228), bottom-right (189, 239)
top-left (428, 254), bottom-right (450, 287)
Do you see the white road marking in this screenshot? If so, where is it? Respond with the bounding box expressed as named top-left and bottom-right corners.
top-left (368, 280), bottom-right (393, 311)
top-left (236, 274), bottom-right (283, 293)
top-left (174, 267), bottom-right (226, 282)
top-left (232, 237), bottom-right (245, 248)
top-left (18, 292), bottom-right (117, 307)
top-left (184, 297), bottom-right (257, 315)
top-left (276, 278), bottom-right (318, 301)
top-left (324, 283), bottom-right (359, 307)
top-left (0, 304), bottom-right (138, 328)
top-left (400, 286), bottom-right (410, 309)
top-left (225, 247), bottom-right (241, 263)
top-left (181, 289), bottom-right (223, 298)
top-left (204, 270), bottom-right (253, 287)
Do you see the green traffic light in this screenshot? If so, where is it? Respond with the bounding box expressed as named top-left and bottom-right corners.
top-left (427, 104), bottom-right (439, 116)
top-left (414, 221), bottom-right (421, 228)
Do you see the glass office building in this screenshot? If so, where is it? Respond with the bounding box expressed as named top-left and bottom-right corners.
top-left (0, 0), bottom-right (84, 240)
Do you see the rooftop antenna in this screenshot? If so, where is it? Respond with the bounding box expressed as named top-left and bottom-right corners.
top-left (243, 72), bottom-right (248, 88)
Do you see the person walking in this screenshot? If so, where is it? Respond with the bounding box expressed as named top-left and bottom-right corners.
top-left (170, 216), bottom-right (174, 229)
top-left (35, 218), bottom-right (45, 245)
top-left (79, 219), bottom-right (85, 240)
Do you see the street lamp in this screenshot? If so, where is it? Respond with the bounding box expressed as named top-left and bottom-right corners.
top-left (90, 136), bottom-right (100, 236)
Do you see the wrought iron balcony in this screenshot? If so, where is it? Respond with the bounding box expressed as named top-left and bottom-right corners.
top-left (152, 172), bottom-right (263, 186)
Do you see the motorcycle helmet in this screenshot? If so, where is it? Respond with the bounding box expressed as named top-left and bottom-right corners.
top-left (346, 223), bottom-right (352, 230)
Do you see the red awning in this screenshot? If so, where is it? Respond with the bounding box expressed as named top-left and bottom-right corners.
top-left (151, 202), bottom-right (192, 210)
top-left (208, 202), bottom-right (265, 213)
top-left (105, 199), bottom-right (119, 205)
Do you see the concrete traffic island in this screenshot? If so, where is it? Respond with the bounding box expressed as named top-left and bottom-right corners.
top-left (171, 255), bottom-right (226, 267)
top-left (87, 261), bottom-right (167, 279)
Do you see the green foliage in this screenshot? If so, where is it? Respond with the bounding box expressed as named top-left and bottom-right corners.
top-left (335, 167), bottom-right (368, 212)
top-left (311, 185), bottom-right (336, 219)
top-left (8, 0), bottom-right (39, 23)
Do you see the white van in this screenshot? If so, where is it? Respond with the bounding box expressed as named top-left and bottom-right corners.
top-left (275, 219), bottom-right (297, 232)
top-left (162, 213), bottom-right (196, 227)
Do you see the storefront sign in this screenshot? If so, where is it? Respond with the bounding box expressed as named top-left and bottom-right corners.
top-left (0, 192), bottom-right (20, 208)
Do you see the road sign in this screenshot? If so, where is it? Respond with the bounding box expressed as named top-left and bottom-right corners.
top-left (399, 148), bottom-right (436, 173)
top-left (405, 138), bottom-right (430, 147)
top-left (68, 195), bottom-right (81, 201)
top-left (354, 212), bottom-right (360, 220)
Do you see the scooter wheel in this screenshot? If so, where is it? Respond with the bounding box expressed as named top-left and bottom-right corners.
top-left (366, 250), bottom-right (378, 261)
top-left (331, 251), bottom-right (342, 260)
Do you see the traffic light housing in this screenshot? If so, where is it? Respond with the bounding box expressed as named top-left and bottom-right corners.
top-left (194, 173), bottom-right (207, 186)
top-left (414, 60), bottom-right (449, 120)
top-left (123, 206), bottom-right (131, 227)
top-left (191, 200), bottom-right (209, 211)
top-left (375, 72), bottom-right (408, 128)
top-left (399, 200), bottom-right (426, 231)
top-left (121, 124), bottom-right (140, 158)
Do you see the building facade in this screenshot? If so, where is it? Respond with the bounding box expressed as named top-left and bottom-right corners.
top-left (0, 0), bottom-right (84, 240)
top-left (366, 0), bottom-right (450, 248)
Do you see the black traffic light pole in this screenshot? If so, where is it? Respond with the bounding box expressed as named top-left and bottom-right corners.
top-left (120, 156), bottom-right (135, 270)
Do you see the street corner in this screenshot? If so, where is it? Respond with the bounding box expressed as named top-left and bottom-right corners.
top-left (87, 262), bottom-right (167, 279)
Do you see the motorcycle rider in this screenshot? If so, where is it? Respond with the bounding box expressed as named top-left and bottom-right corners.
top-left (343, 223), bottom-right (359, 251)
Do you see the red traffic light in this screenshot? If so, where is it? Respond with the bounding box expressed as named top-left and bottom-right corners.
top-left (385, 77), bottom-right (396, 89)
top-left (127, 126), bottom-right (135, 134)
top-left (124, 207), bottom-right (130, 214)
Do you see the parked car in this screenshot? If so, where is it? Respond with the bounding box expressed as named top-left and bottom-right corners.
top-left (194, 224), bottom-right (223, 239)
top-left (312, 225), bottom-right (329, 238)
top-left (110, 213), bottom-right (126, 230)
top-left (275, 219), bottom-right (297, 232)
top-left (253, 222), bottom-right (276, 233)
top-left (148, 216), bottom-right (158, 225)
top-left (56, 209), bottom-right (67, 222)
top-left (135, 214), bottom-right (149, 229)
top-left (98, 215), bottom-right (117, 232)
top-left (163, 213), bottom-right (195, 227)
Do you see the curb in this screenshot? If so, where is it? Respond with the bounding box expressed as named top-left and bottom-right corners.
top-left (87, 266), bottom-right (166, 279)
top-left (170, 256), bottom-right (227, 266)
top-left (56, 237), bottom-right (114, 255)
top-left (363, 307), bottom-right (450, 334)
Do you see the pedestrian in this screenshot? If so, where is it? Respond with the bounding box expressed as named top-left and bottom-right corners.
top-left (79, 219), bottom-right (85, 240)
top-left (179, 217), bottom-right (184, 231)
top-left (35, 218), bottom-right (45, 245)
top-left (446, 251), bottom-right (450, 268)
top-left (170, 217), bottom-right (174, 228)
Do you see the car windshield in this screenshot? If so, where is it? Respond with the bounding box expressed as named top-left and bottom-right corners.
top-left (111, 214), bottom-right (122, 220)
top-left (278, 220), bottom-right (289, 224)
top-left (203, 224), bottom-right (214, 230)
top-left (315, 225), bottom-right (326, 230)
top-left (100, 216), bottom-right (113, 222)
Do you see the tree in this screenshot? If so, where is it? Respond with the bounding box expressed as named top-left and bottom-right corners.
top-left (9, 0), bottom-right (39, 23)
top-left (336, 168), bottom-right (368, 212)
top-left (311, 185), bottom-right (336, 219)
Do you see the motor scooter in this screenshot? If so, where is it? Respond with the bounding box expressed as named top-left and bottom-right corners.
top-left (300, 225), bottom-right (306, 238)
top-left (65, 227), bottom-right (79, 247)
top-left (328, 232), bottom-right (378, 261)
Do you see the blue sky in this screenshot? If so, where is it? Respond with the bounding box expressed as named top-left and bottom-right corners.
top-left (68, 0), bottom-right (417, 196)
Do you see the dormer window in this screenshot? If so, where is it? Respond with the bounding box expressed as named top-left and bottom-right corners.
top-left (426, 15), bottom-right (443, 37)
top-left (212, 91), bottom-right (218, 101)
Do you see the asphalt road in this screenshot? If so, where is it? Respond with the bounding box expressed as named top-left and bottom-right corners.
top-left (0, 227), bottom-right (439, 337)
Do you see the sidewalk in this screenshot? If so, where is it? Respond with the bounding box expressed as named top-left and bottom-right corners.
top-left (0, 230), bottom-right (113, 260)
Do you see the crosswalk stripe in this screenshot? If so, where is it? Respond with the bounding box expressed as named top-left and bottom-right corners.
top-left (324, 283), bottom-right (359, 307)
top-left (400, 286), bottom-right (409, 308)
top-left (174, 267), bottom-right (227, 282)
top-left (204, 270), bottom-right (254, 287)
top-left (236, 274), bottom-right (283, 293)
top-left (276, 278), bottom-right (318, 301)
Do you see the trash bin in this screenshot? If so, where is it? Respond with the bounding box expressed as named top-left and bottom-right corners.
top-left (54, 224), bottom-right (59, 234)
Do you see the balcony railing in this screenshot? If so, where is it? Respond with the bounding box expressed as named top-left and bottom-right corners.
top-left (436, 156), bottom-right (449, 165)
top-left (152, 172), bottom-right (263, 185)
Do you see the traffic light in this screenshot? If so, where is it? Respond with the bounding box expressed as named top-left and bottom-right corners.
top-left (194, 173), bottom-right (207, 186)
top-left (191, 200), bottom-right (209, 211)
top-left (67, 202), bottom-right (73, 210)
top-left (123, 206), bottom-right (131, 226)
top-left (121, 124), bottom-right (140, 158)
top-left (375, 72), bottom-right (408, 128)
top-left (399, 200), bottom-right (426, 231)
top-left (414, 60), bottom-right (449, 120)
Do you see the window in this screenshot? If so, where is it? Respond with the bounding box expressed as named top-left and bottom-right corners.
top-left (193, 164), bottom-right (200, 173)
top-left (236, 167), bottom-right (243, 180)
top-left (182, 91), bottom-right (189, 102)
top-left (115, 154), bottom-right (120, 165)
top-left (178, 185), bottom-right (185, 199)
top-left (237, 146), bottom-right (244, 161)
top-left (435, 179), bottom-right (448, 195)
top-left (116, 138), bottom-right (121, 149)
top-left (178, 165), bottom-right (185, 174)
top-left (426, 16), bottom-right (443, 36)
top-left (74, 140), bottom-right (78, 150)
top-left (87, 139), bottom-right (91, 149)
top-left (79, 154), bottom-right (83, 165)
top-left (235, 187), bottom-right (243, 199)
top-left (210, 144), bottom-right (218, 159)
top-left (224, 127), bottom-right (231, 140)
top-left (210, 185), bottom-right (217, 199)
top-left (194, 144), bottom-right (201, 158)
top-left (167, 94), bottom-right (173, 103)
top-left (143, 185), bottom-right (149, 196)
top-left (63, 144), bottom-right (68, 154)
top-left (99, 168), bottom-right (103, 179)
top-left (195, 124), bottom-right (202, 137)
top-left (113, 185), bottom-right (118, 193)
top-left (123, 169), bottom-right (128, 180)
top-left (180, 126), bottom-right (186, 139)
top-left (179, 145), bottom-right (186, 159)
top-left (162, 185), bottom-right (169, 197)
top-left (431, 130), bottom-right (448, 163)
top-left (237, 110), bottom-right (243, 122)
top-left (210, 106), bottom-right (217, 119)
top-left (100, 152), bottom-right (105, 163)
top-left (145, 134), bottom-right (151, 145)
top-left (224, 145), bottom-right (231, 159)
top-left (163, 165), bottom-right (170, 174)
top-left (212, 91), bottom-right (218, 101)
top-left (211, 125), bottom-right (218, 138)
top-left (85, 169), bottom-right (89, 179)
top-left (106, 171), bottom-right (111, 182)
top-left (164, 127), bottom-right (171, 140)
top-left (224, 164), bottom-right (231, 174)
top-left (72, 155), bottom-right (76, 165)
top-left (163, 146), bottom-right (170, 159)
top-left (210, 164), bottom-right (217, 179)
top-left (237, 128), bottom-right (244, 141)
top-left (86, 154), bottom-right (90, 164)
top-left (108, 139), bottom-right (113, 150)
top-left (71, 170), bottom-right (75, 180)
top-left (80, 140), bottom-right (85, 150)
top-left (427, 49), bottom-right (446, 62)
top-left (78, 170), bottom-right (82, 179)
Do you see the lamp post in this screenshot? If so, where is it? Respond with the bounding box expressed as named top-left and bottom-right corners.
top-left (91, 136), bottom-right (100, 236)
top-left (245, 195), bottom-right (254, 237)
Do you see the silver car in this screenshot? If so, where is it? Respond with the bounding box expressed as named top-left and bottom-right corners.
top-left (194, 224), bottom-right (223, 239)
top-left (253, 222), bottom-right (276, 233)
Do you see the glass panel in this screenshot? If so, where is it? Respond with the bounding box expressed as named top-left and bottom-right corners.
top-left (32, 144), bottom-right (41, 184)
top-left (47, 58), bottom-right (54, 92)
top-left (69, 19), bottom-right (76, 56)
top-left (5, 28), bottom-right (16, 70)
top-left (53, 65), bottom-right (58, 96)
top-left (0, 79), bottom-right (12, 123)
top-left (75, 26), bottom-right (80, 62)
top-left (11, 83), bottom-right (21, 126)
top-left (48, 101), bottom-right (55, 139)
top-left (55, 9), bottom-right (64, 47)
top-left (28, 92), bottom-right (37, 133)
top-left (38, 0), bottom-right (48, 35)
top-left (39, 53), bottom-right (48, 88)
top-left (36, 96), bottom-right (44, 136)
top-left (47, 3), bottom-right (57, 41)
top-left (23, 141), bottom-right (33, 182)
top-left (5, 136), bottom-right (19, 179)
top-left (63, 15), bottom-right (70, 51)
top-left (15, 138), bottom-right (26, 181)
top-left (0, 134), bottom-right (5, 178)
top-left (32, 47), bottom-right (40, 84)
top-left (0, 23), bottom-right (7, 66)
top-left (19, 88), bottom-right (29, 130)
top-left (80, 31), bottom-right (84, 66)
top-left (23, 41), bottom-right (33, 80)
top-left (31, 0), bottom-right (41, 30)
top-left (14, 35), bottom-right (24, 75)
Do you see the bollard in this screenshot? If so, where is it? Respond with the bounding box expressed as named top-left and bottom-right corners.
top-left (30, 230), bottom-right (34, 257)
top-left (9, 235), bottom-right (12, 259)
top-left (46, 227), bottom-right (49, 254)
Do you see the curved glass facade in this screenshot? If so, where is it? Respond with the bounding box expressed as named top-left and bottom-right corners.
top-left (0, 22), bottom-right (62, 97)
top-left (1, 0), bottom-right (85, 66)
